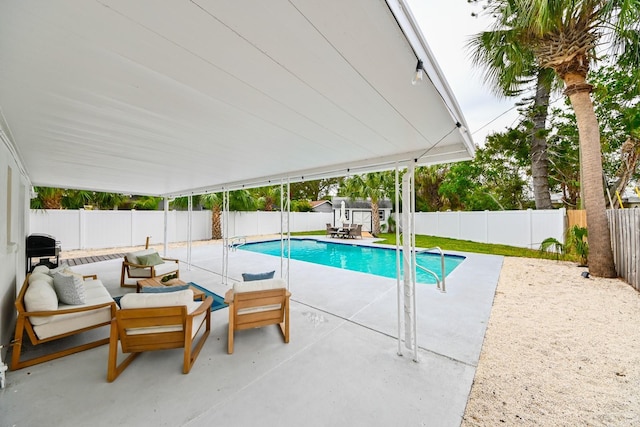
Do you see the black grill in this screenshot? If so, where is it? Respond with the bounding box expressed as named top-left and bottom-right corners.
top-left (26, 233), bottom-right (61, 272)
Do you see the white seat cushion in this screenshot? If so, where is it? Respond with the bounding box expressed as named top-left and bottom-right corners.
top-left (32, 279), bottom-right (114, 339)
top-left (232, 278), bottom-right (286, 294)
top-left (232, 278), bottom-right (286, 315)
top-left (120, 289), bottom-right (193, 309)
top-left (120, 292), bottom-right (205, 338)
top-left (128, 260), bottom-right (178, 277)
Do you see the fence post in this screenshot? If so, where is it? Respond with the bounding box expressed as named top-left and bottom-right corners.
top-left (484, 210), bottom-right (489, 243)
top-left (79, 208), bottom-right (85, 250)
top-left (527, 208), bottom-right (533, 249)
top-left (130, 210), bottom-right (135, 247)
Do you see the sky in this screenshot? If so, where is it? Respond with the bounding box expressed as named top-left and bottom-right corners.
top-left (407, 0), bottom-right (522, 147)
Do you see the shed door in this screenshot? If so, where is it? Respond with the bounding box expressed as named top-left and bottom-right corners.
top-left (352, 210), bottom-right (372, 232)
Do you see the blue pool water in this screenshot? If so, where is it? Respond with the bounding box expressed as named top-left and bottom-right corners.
top-left (238, 239), bottom-right (465, 284)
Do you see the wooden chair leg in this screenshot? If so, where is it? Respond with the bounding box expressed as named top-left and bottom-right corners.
top-left (120, 264), bottom-right (126, 287)
top-left (10, 316), bottom-right (26, 371)
top-left (107, 319), bottom-right (139, 382)
top-left (280, 298), bottom-right (290, 343)
top-left (227, 303), bottom-right (235, 354)
top-left (184, 319), bottom-right (210, 374)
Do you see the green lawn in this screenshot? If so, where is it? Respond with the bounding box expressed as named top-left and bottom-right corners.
top-left (292, 230), bottom-right (576, 261)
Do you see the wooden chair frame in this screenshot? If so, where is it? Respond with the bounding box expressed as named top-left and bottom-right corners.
top-left (120, 236), bottom-right (180, 287)
top-left (224, 288), bottom-right (290, 354)
top-left (107, 296), bottom-right (212, 382)
top-left (119, 257), bottom-right (180, 287)
top-left (12, 274), bottom-right (117, 370)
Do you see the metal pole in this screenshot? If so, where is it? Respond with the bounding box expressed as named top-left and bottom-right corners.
top-left (163, 197), bottom-right (169, 257)
top-left (409, 163), bottom-right (418, 362)
top-left (222, 190), bottom-right (229, 286)
top-left (187, 195), bottom-right (192, 270)
top-left (395, 164), bottom-right (403, 356)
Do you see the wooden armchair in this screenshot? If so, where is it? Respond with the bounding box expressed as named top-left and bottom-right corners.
top-left (120, 249), bottom-right (180, 287)
top-left (107, 290), bottom-right (212, 382)
top-left (224, 278), bottom-right (290, 354)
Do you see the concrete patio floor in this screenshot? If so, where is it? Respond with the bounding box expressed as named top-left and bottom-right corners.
top-left (1, 238), bottom-right (503, 427)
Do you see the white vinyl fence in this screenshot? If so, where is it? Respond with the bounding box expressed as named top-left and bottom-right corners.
top-left (29, 210), bottom-right (334, 251)
top-left (402, 208), bottom-right (566, 250)
top-left (30, 208), bottom-right (566, 251)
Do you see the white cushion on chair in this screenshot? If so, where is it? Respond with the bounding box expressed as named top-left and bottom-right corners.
top-left (232, 278), bottom-right (286, 294)
top-left (28, 272), bottom-right (54, 286)
top-left (232, 278), bottom-right (286, 315)
top-left (120, 289), bottom-right (194, 309)
top-left (125, 248), bottom-right (156, 265)
top-left (32, 265), bottom-right (50, 274)
top-left (24, 280), bottom-right (58, 325)
top-left (32, 279), bottom-right (114, 339)
top-left (128, 260), bottom-right (179, 278)
top-left (120, 293), bottom-right (204, 337)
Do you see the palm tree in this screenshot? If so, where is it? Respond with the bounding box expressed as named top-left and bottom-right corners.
top-left (201, 190), bottom-right (256, 239)
top-left (479, 0), bottom-right (640, 277)
top-left (341, 172), bottom-right (394, 236)
top-left (31, 187), bottom-right (64, 209)
top-left (468, 17), bottom-right (556, 209)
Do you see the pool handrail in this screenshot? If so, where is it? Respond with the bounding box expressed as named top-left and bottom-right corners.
top-left (415, 263), bottom-right (441, 290)
top-left (417, 246), bottom-right (446, 292)
top-left (228, 236), bottom-right (247, 251)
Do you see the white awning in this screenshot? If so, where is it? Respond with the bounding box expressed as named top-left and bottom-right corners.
top-left (0, 0), bottom-right (474, 197)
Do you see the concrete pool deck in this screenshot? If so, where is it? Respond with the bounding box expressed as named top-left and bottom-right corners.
top-left (2, 237), bottom-right (503, 426)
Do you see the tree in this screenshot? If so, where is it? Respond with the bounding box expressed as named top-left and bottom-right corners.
top-left (340, 172), bottom-right (395, 236)
top-left (468, 9), bottom-right (557, 209)
top-left (546, 106), bottom-right (582, 207)
top-left (415, 166), bottom-right (447, 211)
top-left (31, 187), bottom-right (64, 209)
top-left (290, 178), bottom-right (343, 201)
top-left (479, 0), bottom-right (640, 277)
top-left (130, 196), bottom-right (161, 210)
top-left (437, 127), bottom-right (531, 211)
top-left (590, 64), bottom-right (640, 206)
top-left (201, 190), bottom-right (255, 239)
top-left (251, 186), bottom-right (281, 211)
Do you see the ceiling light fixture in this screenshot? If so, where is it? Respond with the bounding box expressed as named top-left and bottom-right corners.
top-left (411, 59), bottom-right (424, 86)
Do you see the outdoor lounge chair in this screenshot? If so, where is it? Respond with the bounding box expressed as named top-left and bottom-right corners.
top-left (224, 278), bottom-right (290, 354)
top-left (107, 290), bottom-right (212, 382)
top-left (120, 238), bottom-right (180, 287)
top-left (12, 268), bottom-right (117, 370)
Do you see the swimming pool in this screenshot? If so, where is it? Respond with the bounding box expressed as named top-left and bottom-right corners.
top-left (238, 239), bottom-right (465, 284)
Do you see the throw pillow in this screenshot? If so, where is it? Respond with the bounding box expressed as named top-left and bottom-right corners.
top-left (28, 272), bottom-right (54, 286)
top-left (49, 263), bottom-right (70, 275)
top-left (32, 265), bottom-right (50, 275)
top-left (137, 252), bottom-right (164, 266)
top-left (242, 271), bottom-right (276, 282)
top-left (52, 272), bottom-right (86, 305)
top-left (63, 267), bottom-right (84, 280)
top-left (141, 284), bottom-right (190, 293)
top-left (24, 280), bottom-right (58, 325)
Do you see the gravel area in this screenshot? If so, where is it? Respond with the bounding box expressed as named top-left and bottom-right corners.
top-left (462, 257), bottom-right (640, 426)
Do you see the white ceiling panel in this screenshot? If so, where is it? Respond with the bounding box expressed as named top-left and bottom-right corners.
top-left (0, 0), bottom-right (474, 197)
